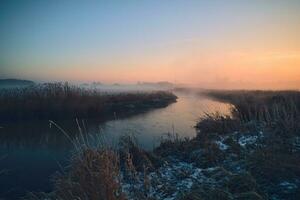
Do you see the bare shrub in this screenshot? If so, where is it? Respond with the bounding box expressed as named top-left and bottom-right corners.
top-left (54, 149), bottom-right (126, 200)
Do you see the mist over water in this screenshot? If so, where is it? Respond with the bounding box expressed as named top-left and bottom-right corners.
top-left (79, 82), bottom-right (175, 93)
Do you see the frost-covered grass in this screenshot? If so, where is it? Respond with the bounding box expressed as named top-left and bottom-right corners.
top-left (194, 90), bottom-right (300, 199)
top-left (151, 90), bottom-right (300, 199)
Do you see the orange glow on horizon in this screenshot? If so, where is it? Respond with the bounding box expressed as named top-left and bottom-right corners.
top-left (43, 49), bottom-right (299, 90)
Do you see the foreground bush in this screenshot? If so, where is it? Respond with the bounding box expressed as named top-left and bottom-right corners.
top-left (50, 148), bottom-right (125, 200)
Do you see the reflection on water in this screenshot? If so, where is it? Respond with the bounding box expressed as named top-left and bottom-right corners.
top-left (0, 92), bottom-right (230, 199)
top-left (99, 93), bottom-right (230, 149)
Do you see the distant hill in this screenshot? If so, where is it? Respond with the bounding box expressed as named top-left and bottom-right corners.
top-left (0, 79), bottom-right (35, 88)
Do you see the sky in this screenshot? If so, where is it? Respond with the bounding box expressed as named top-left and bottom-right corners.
top-left (0, 0), bottom-right (300, 89)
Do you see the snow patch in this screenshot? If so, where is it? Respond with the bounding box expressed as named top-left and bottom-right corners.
top-left (121, 160), bottom-right (220, 200)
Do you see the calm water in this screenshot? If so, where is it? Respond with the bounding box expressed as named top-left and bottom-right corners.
top-left (0, 92), bottom-right (230, 199)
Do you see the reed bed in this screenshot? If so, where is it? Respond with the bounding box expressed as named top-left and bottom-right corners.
top-left (0, 82), bottom-right (177, 121)
top-left (202, 90), bottom-right (300, 135)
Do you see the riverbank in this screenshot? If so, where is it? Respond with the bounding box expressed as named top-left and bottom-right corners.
top-left (0, 82), bottom-right (177, 121)
top-left (27, 90), bottom-right (300, 200)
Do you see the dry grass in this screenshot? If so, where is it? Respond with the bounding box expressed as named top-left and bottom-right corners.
top-left (28, 121), bottom-right (161, 200)
top-left (202, 90), bottom-right (300, 136)
top-left (0, 82), bottom-right (177, 121)
top-left (40, 120), bottom-right (127, 200)
top-left (53, 149), bottom-right (125, 200)
top-left (25, 148), bottom-right (127, 200)
top-left (195, 112), bottom-right (241, 135)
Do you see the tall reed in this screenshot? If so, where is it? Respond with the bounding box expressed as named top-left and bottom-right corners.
top-left (0, 82), bottom-right (177, 121)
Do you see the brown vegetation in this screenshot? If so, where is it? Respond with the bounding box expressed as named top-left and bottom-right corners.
top-left (0, 82), bottom-right (177, 121)
top-left (53, 149), bottom-right (125, 200)
top-left (202, 90), bottom-right (300, 135)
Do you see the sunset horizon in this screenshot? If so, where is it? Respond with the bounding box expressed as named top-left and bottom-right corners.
top-left (1, 0), bottom-right (300, 90)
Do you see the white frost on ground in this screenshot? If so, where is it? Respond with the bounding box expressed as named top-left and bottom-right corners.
top-left (214, 131), bottom-right (264, 151)
top-left (238, 132), bottom-right (264, 147)
top-left (122, 160), bottom-right (219, 200)
top-left (238, 135), bottom-right (259, 146)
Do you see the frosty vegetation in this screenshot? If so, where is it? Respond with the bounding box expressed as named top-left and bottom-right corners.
top-left (26, 90), bottom-right (300, 200)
